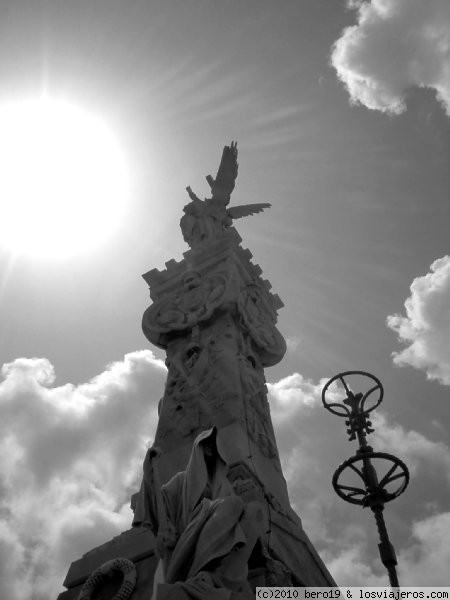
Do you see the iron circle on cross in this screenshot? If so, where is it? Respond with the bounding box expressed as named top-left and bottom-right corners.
top-left (332, 451), bottom-right (409, 506)
top-left (322, 370), bottom-right (384, 417)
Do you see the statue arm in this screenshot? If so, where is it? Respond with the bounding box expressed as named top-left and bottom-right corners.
top-left (206, 141), bottom-right (239, 204)
top-left (185, 186), bottom-right (203, 206)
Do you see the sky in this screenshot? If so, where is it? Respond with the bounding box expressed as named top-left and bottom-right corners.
top-left (0, 0), bottom-right (449, 597)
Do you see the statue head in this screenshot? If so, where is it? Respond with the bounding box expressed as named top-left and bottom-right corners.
top-left (200, 427), bottom-right (218, 460)
top-left (198, 428), bottom-right (222, 479)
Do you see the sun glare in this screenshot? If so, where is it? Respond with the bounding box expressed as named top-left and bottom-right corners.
top-left (0, 97), bottom-right (129, 258)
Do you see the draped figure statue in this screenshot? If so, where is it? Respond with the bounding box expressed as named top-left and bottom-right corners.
top-left (133, 428), bottom-right (262, 600)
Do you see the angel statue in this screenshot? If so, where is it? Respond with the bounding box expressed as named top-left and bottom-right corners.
top-left (180, 142), bottom-right (271, 248)
top-left (132, 427), bottom-right (264, 599)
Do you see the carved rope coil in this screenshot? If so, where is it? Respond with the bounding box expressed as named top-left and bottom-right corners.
top-left (77, 558), bottom-right (137, 600)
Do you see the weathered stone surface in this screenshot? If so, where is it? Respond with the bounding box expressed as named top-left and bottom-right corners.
top-left (141, 230), bottom-right (288, 501)
top-left (137, 220), bottom-right (335, 592)
top-left (63, 528), bottom-right (155, 589)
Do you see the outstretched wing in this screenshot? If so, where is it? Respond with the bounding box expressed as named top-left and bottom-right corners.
top-left (206, 141), bottom-right (239, 204)
top-left (227, 203), bottom-right (272, 219)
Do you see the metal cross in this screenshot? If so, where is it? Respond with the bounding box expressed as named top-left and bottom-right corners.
top-left (322, 371), bottom-right (409, 588)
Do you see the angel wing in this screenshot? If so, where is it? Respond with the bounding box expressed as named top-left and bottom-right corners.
top-left (227, 203), bottom-right (272, 220)
top-left (205, 141), bottom-right (239, 204)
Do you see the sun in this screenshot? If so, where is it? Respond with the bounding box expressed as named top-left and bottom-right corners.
top-left (0, 97), bottom-right (129, 258)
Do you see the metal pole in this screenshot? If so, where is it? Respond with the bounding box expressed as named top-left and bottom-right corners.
top-left (372, 505), bottom-right (399, 588)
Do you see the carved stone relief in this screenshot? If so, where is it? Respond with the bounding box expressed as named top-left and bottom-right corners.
top-left (237, 348), bottom-right (280, 466)
top-left (237, 283), bottom-right (286, 366)
top-left (142, 270), bottom-right (229, 347)
top-left (155, 311), bottom-right (247, 444)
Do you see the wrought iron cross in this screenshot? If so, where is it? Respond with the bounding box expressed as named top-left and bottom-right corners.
top-left (322, 371), bottom-right (409, 588)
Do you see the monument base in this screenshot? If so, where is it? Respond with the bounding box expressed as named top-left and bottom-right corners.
top-left (57, 512), bottom-right (334, 599)
top-left (56, 528), bottom-right (158, 600)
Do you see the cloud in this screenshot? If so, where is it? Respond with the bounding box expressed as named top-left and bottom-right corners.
top-left (331, 0), bottom-right (450, 115)
top-left (399, 512), bottom-right (450, 585)
top-left (387, 256), bottom-right (450, 384)
top-left (0, 351), bottom-right (165, 600)
top-left (325, 512), bottom-right (450, 586)
top-left (324, 546), bottom-right (387, 587)
top-left (285, 336), bottom-right (302, 353)
top-left (267, 372), bottom-right (326, 423)
top-left (373, 412), bottom-right (450, 484)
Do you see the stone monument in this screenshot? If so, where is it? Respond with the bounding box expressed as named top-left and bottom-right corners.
top-left (57, 143), bottom-right (335, 600)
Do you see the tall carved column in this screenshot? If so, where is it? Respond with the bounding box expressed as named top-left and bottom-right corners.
top-left (139, 143), bottom-right (335, 593)
top-left (56, 143), bottom-right (335, 600)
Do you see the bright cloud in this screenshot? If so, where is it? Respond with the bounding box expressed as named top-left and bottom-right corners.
top-left (387, 256), bottom-right (450, 384)
top-left (373, 412), bottom-right (450, 483)
top-left (267, 372), bottom-right (326, 423)
top-left (285, 336), bottom-right (302, 353)
top-left (331, 0), bottom-right (450, 115)
top-left (0, 351), bottom-right (165, 600)
top-left (399, 512), bottom-right (450, 585)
